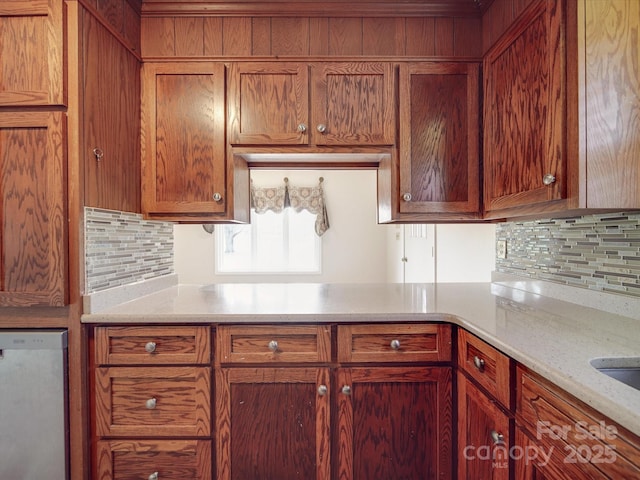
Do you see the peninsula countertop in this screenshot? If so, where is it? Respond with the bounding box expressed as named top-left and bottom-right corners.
top-left (82, 279), bottom-right (640, 438)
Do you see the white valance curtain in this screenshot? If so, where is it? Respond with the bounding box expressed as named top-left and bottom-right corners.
top-left (251, 177), bottom-right (330, 236)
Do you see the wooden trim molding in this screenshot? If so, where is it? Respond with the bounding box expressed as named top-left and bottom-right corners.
top-left (142, 1), bottom-right (495, 18)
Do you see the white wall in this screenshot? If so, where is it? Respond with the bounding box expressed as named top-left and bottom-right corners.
top-left (435, 224), bottom-right (496, 282)
top-left (174, 169), bottom-right (390, 284)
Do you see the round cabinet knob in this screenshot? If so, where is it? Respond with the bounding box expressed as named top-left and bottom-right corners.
top-left (317, 385), bottom-right (328, 396)
top-left (145, 342), bottom-right (156, 353)
top-left (268, 340), bottom-right (279, 352)
top-left (145, 398), bottom-right (157, 409)
top-left (148, 472), bottom-right (159, 480)
top-left (297, 123), bottom-right (307, 133)
top-left (473, 355), bottom-right (485, 371)
top-left (402, 192), bottom-right (412, 202)
top-left (92, 147), bottom-right (104, 162)
top-left (542, 174), bottom-right (556, 186)
top-left (212, 192), bottom-right (223, 202)
top-left (390, 339), bottom-right (401, 351)
top-left (316, 124), bottom-right (327, 134)
top-left (341, 385), bottom-right (352, 396)
top-left (490, 430), bottom-right (504, 445)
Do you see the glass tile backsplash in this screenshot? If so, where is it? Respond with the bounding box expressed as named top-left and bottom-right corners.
top-left (85, 208), bottom-right (174, 293)
top-left (496, 212), bottom-right (640, 298)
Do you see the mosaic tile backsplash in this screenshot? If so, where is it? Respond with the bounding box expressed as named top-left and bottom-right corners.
top-left (85, 208), bottom-right (174, 293)
top-left (496, 212), bottom-right (640, 298)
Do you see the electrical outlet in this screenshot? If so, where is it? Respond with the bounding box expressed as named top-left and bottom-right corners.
top-left (496, 240), bottom-right (507, 259)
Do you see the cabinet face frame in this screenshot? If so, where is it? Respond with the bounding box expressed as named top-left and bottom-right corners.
top-left (141, 62), bottom-right (227, 218)
top-left (398, 62), bottom-right (480, 217)
top-left (483, 0), bottom-right (566, 214)
top-left (0, 112), bottom-right (67, 306)
top-left (0, 0), bottom-right (65, 106)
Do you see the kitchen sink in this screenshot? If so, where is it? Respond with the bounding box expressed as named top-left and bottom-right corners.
top-left (590, 357), bottom-right (640, 391)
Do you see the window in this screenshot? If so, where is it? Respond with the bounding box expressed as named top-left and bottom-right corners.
top-left (216, 209), bottom-right (321, 274)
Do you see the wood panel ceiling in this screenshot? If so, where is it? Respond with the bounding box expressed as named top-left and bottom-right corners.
top-left (141, 0), bottom-right (495, 18)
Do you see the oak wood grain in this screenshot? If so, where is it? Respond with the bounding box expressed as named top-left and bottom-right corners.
top-left (0, 112), bottom-right (67, 306)
top-left (96, 439), bottom-right (212, 480)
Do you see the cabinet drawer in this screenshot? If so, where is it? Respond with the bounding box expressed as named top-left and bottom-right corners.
top-left (216, 325), bottom-right (331, 364)
top-left (95, 367), bottom-right (211, 437)
top-left (337, 323), bottom-right (452, 363)
top-left (96, 440), bottom-right (212, 480)
top-left (95, 326), bottom-right (211, 365)
top-left (517, 367), bottom-right (640, 479)
top-left (457, 329), bottom-right (512, 408)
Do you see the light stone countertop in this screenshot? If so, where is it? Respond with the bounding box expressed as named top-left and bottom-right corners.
top-left (82, 279), bottom-right (640, 438)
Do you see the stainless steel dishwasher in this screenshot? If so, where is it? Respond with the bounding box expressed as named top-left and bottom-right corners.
top-left (0, 330), bottom-right (69, 480)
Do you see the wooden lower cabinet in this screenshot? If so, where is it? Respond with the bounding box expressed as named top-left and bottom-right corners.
top-left (216, 367), bottom-right (331, 479)
top-left (336, 366), bottom-right (452, 479)
top-left (457, 371), bottom-right (511, 480)
top-left (515, 366), bottom-right (640, 479)
top-left (96, 440), bottom-right (212, 480)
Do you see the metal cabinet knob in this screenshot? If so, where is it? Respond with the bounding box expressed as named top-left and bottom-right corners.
top-left (148, 472), bottom-right (159, 480)
top-left (490, 430), bottom-right (504, 445)
top-left (297, 123), bottom-right (307, 133)
top-left (543, 174), bottom-right (556, 185)
top-left (390, 339), bottom-right (401, 351)
top-left (212, 192), bottom-right (223, 202)
top-left (473, 355), bottom-right (485, 371)
top-left (92, 147), bottom-right (104, 162)
top-left (402, 192), bottom-right (412, 202)
top-left (268, 340), bottom-right (279, 352)
top-left (145, 342), bottom-right (156, 353)
top-left (145, 398), bottom-right (157, 409)
top-left (341, 385), bottom-right (352, 396)
top-left (317, 385), bottom-right (328, 396)
top-left (316, 124), bottom-right (327, 133)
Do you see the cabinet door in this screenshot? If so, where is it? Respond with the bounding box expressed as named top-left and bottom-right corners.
top-left (335, 366), bottom-right (452, 479)
top-left (483, 0), bottom-right (565, 215)
top-left (96, 439), bottom-right (212, 480)
top-left (141, 63), bottom-right (226, 219)
top-left (228, 62), bottom-right (309, 145)
top-left (0, 0), bottom-right (64, 106)
top-left (216, 367), bottom-right (330, 480)
top-left (82, 8), bottom-right (141, 212)
top-left (398, 62), bottom-right (480, 218)
top-left (0, 112), bottom-right (67, 307)
top-left (311, 62), bottom-right (395, 146)
top-left (458, 372), bottom-right (511, 480)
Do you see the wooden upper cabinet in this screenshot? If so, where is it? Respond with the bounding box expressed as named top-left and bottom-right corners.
top-left (310, 62), bottom-right (395, 146)
top-left (228, 62), bottom-right (309, 145)
top-left (483, 0), bottom-right (565, 217)
top-left (228, 61), bottom-right (394, 147)
top-left (0, 0), bottom-right (65, 106)
top-left (396, 62), bottom-right (480, 220)
top-left (0, 112), bottom-right (67, 307)
top-left (141, 62), bottom-right (228, 220)
top-left (82, 8), bottom-right (141, 213)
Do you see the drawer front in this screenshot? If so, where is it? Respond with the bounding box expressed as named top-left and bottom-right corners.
top-left (457, 329), bottom-right (511, 408)
top-left (517, 367), bottom-right (640, 479)
top-left (95, 367), bottom-right (211, 437)
top-left (337, 323), bottom-right (452, 363)
top-left (96, 440), bottom-right (212, 480)
top-left (216, 325), bottom-right (331, 364)
top-left (95, 326), bottom-right (211, 365)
